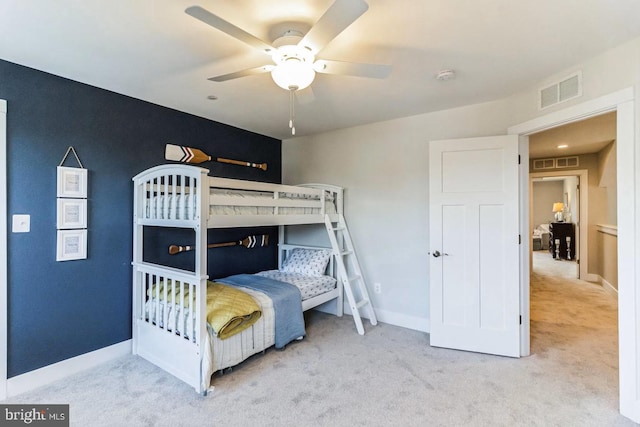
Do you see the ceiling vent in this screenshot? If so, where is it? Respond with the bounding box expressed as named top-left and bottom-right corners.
top-left (539, 71), bottom-right (582, 110)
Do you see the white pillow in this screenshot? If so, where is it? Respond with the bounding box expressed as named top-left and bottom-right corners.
top-left (281, 248), bottom-right (332, 277)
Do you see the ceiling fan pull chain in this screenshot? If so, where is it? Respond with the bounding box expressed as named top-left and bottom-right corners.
top-left (289, 89), bottom-right (296, 135)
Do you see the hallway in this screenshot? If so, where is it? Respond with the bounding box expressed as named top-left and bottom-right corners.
top-left (530, 250), bottom-right (619, 411)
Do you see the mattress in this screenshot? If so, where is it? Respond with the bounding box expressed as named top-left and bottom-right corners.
top-left (144, 190), bottom-right (336, 220)
top-left (255, 270), bottom-right (337, 300)
top-left (209, 189), bottom-right (337, 216)
top-left (205, 287), bottom-right (275, 376)
top-left (144, 285), bottom-right (275, 379)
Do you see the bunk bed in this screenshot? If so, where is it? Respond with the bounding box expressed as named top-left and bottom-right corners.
top-left (131, 164), bottom-right (348, 394)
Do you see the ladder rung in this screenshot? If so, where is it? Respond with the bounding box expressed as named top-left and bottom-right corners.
top-left (355, 299), bottom-right (369, 309)
top-left (332, 226), bottom-right (345, 231)
top-left (340, 250), bottom-right (353, 256)
top-left (347, 275), bottom-right (361, 283)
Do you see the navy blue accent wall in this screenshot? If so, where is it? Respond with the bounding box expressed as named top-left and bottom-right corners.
top-left (1, 59), bottom-right (281, 377)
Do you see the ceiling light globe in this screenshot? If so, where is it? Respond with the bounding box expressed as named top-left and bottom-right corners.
top-left (271, 60), bottom-right (316, 91)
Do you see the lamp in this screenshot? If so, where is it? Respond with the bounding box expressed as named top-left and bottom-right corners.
top-left (552, 202), bottom-right (565, 221)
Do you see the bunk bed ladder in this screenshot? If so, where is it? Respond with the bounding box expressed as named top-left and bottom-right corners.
top-left (325, 214), bottom-right (377, 335)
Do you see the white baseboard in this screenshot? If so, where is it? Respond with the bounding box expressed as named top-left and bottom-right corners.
top-left (6, 340), bottom-right (131, 398)
top-left (594, 274), bottom-right (618, 298)
top-left (314, 300), bottom-right (430, 333)
top-left (601, 277), bottom-right (618, 298)
top-left (585, 273), bottom-right (600, 283)
top-left (373, 308), bottom-right (430, 333)
top-left (587, 274), bottom-right (618, 299)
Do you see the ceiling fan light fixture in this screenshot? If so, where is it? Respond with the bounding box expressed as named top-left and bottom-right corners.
top-left (271, 59), bottom-right (316, 91)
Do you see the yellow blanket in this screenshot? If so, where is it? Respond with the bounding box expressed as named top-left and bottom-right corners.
top-left (149, 280), bottom-right (261, 340)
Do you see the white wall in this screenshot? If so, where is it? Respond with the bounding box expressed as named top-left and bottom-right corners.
top-left (283, 35), bottom-right (640, 330)
top-left (505, 36), bottom-right (640, 125)
top-left (283, 99), bottom-right (512, 330)
top-left (284, 34), bottom-right (640, 421)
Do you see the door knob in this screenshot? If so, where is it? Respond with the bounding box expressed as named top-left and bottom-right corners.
top-left (430, 250), bottom-right (449, 258)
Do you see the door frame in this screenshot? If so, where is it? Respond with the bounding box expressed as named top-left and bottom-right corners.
top-left (509, 87), bottom-right (637, 420)
top-left (529, 169), bottom-right (588, 280)
top-left (1, 99), bottom-right (7, 401)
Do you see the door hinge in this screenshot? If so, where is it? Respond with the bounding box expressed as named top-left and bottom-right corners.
top-left (518, 155), bottom-right (521, 164)
top-left (519, 315), bottom-right (522, 325)
top-left (577, 259), bottom-right (580, 265)
top-left (519, 234), bottom-right (521, 244)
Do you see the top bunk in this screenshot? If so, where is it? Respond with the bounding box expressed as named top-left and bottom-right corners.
top-left (133, 164), bottom-right (343, 229)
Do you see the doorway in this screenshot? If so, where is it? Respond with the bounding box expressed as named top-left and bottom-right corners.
top-left (528, 111), bottom-right (616, 282)
top-left (529, 170), bottom-right (588, 280)
top-left (510, 87), bottom-right (636, 420)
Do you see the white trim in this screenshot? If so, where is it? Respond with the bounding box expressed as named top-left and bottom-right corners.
top-left (510, 87), bottom-right (637, 422)
top-left (616, 97), bottom-right (638, 422)
top-left (590, 274), bottom-right (619, 298)
top-left (585, 273), bottom-right (600, 283)
top-left (371, 308), bottom-right (430, 333)
top-left (529, 169), bottom-right (589, 280)
top-left (0, 99), bottom-right (7, 401)
top-left (508, 87), bottom-right (634, 135)
top-left (597, 224), bottom-right (618, 236)
top-left (315, 304), bottom-right (430, 333)
top-left (519, 136), bottom-right (531, 357)
top-left (4, 340), bottom-right (131, 399)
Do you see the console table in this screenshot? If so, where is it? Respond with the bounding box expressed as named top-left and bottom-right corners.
top-left (549, 222), bottom-right (575, 260)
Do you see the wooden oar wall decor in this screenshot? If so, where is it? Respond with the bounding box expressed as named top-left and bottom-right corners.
top-left (165, 144), bottom-right (267, 171)
top-left (169, 234), bottom-right (269, 255)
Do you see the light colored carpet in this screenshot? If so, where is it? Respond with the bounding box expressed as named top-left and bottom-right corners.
top-left (5, 255), bottom-right (635, 426)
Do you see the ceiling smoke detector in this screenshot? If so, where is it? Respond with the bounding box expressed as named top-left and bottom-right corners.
top-left (436, 69), bottom-right (456, 81)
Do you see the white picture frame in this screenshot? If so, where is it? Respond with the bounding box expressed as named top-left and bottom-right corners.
top-left (56, 198), bottom-right (87, 229)
top-left (56, 229), bottom-right (87, 261)
top-left (57, 166), bottom-right (87, 198)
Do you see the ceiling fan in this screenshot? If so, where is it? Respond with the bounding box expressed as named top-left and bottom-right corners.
top-left (185, 0), bottom-right (391, 135)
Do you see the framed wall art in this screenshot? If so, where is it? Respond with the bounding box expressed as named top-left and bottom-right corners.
top-left (57, 166), bottom-right (87, 198)
top-left (56, 229), bottom-right (87, 261)
top-left (56, 198), bottom-right (87, 229)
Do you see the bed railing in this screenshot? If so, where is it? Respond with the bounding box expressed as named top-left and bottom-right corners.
top-left (133, 164), bottom-right (343, 229)
top-left (133, 263), bottom-right (207, 344)
top-left (132, 262), bottom-right (209, 392)
top-left (133, 164), bottom-right (208, 227)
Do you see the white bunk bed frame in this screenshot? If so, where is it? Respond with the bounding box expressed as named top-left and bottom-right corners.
top-left (131, 164), bottom-right (348, 393)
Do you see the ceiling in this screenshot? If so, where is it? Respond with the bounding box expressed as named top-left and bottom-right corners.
top-left (1, 1), bottom-right (640, 140)
top-left (529, 111), bottom-right (617, 159)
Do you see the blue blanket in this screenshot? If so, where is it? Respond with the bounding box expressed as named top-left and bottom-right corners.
top-left (216, 274), bottom-right (305, 349)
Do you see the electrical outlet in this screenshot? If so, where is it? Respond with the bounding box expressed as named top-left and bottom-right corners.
top-left (374, 282), bottom-right (382, 294)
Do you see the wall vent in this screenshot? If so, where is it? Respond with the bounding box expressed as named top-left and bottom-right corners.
top-left (532, 158), bottom-right (555, 170)
top-left (532, 156), bottom-right (579, 170)
top-left (539, 71), bottom-right (582, 110)
top-left (555, 156), bottom-right (579, 168)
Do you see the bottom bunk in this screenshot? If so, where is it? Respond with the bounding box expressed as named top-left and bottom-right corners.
top-left (132, 245), bottom-right (343, 393)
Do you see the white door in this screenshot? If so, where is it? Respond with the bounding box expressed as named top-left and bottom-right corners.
top-left (429, 135), bottom-right (520, 357)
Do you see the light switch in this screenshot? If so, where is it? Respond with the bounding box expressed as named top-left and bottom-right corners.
top-left (12, 214), bottom-right (30, 233)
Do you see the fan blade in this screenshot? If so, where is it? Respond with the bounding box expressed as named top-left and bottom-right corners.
top-left (295, 86), bottom-right (315, 105)
top-left (298, 0), bottom-right (368, 55)
top-left (186, 6), bottom-right (274, 54)
top-left (208, 65), bottom-right (275, 82)
top-left (314, 60), bottom-right (391, 79)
